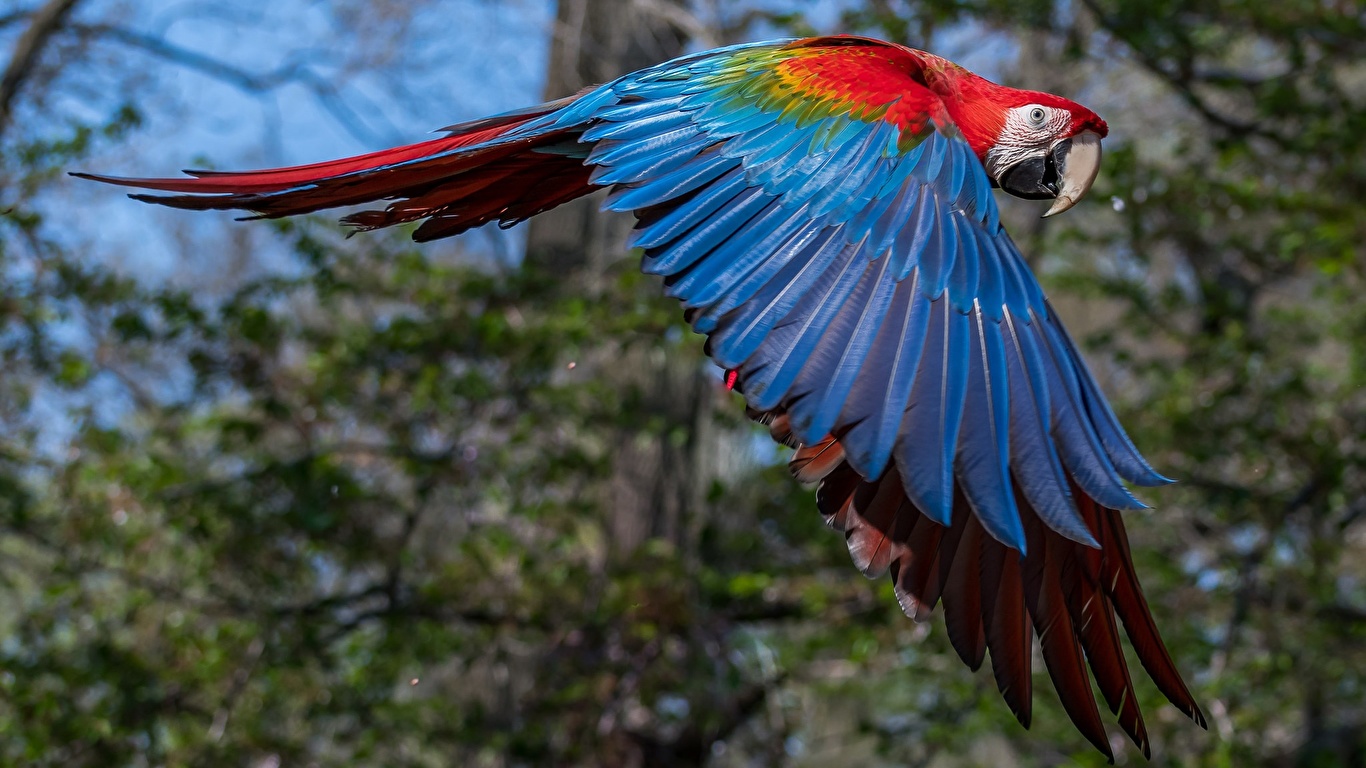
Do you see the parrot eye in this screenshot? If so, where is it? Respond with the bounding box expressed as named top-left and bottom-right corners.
top-left (1027, 106), bottom-right (1048, 128)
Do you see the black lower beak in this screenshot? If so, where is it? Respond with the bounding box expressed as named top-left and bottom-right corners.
top-left (996, 131), bottom-right (1103, 216)
top-left (999, 145), bottom-right (1063, 201)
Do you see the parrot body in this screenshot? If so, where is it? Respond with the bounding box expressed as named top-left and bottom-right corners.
top-left (78, 36), bottom-right (1205, 759)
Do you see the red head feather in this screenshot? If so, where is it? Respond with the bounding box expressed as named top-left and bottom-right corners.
top-left (915, 55), bottom-right (1108, 159)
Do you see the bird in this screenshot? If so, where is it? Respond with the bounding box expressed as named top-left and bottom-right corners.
top-left (76, 35), bottom-right (1206, 759)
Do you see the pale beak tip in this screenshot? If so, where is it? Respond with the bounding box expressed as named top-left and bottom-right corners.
top-left (1042, 195), bottom-right (1076, 218)
top-left (1042, 130), bottom-right (1102, 219)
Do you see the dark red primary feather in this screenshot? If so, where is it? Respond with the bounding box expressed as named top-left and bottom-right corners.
top-left (771, 407), bottom-right (1202, 759)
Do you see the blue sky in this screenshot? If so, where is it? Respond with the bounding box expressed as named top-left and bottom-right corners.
top-left (51, 1), bottom-right (553, 278)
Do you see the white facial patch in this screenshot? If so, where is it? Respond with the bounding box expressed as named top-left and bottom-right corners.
top-left (984, 104), bottom-right (1070, 181)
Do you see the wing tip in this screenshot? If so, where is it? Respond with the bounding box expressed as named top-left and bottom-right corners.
top-left (950, 642), bottom-right (985, 672)
top-left (1187, 702), bottom-right (1209, 731)
top-left (1135, 470), bottom-right (1177, 487)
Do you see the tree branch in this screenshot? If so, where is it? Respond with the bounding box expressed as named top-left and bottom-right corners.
top-left (1077, 0), bottom-right (1294, 149)
top-left (0, 0), bottom-right (82, 137)
top-left (71, 21), bottom-right (397, 146)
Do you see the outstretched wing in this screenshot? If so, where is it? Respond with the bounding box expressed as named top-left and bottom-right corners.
top-left (572, 36), bottom-right (1201, 757)
top-left (584, 38), bottom-right (1167, 534)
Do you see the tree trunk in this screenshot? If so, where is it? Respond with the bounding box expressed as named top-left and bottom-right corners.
top-left (525, 0), bottom-right (711, 558)
top-left (526, 0), bottom-right (689, 281)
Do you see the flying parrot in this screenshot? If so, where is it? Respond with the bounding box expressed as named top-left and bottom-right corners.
top-left (78, 35), bottom-right (1205, 759)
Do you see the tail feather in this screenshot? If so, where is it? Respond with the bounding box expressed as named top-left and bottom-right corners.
top-left (72, 96), bottom-right (598, 239)
top-left (75, 115), bottom-right (539, 196)
top-left (77, 133), bottom-right (499, 195)
top-left (409, 162), bottom-right (596, 242)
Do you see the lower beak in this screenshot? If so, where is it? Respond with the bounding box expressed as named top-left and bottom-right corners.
top-left (996, 130), bottom-right (1104, 217)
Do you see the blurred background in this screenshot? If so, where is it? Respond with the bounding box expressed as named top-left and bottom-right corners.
top-left (1, 0), bottom-right (1364, 766)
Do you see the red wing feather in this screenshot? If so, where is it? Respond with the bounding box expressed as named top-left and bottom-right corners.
top-left (890, 512), bottom-right (944, 622)
top-left (784, 421), bottom-right (1204, 750)
top-left (980, 526), bottom-right (1034, 728)
top-left (1096, 498), bottom-right (1207, 728)
top-left (73, 132), bottom-right (504, 195)
top-left (791, 436), bottom-right (846, 484)
top-left (1070, 487), bottom-right (1152, 755)
top-left (1020, 491), bottom-right (1112, 760)
top-left (406, 160), bottom-right (595, 241)
top-left (844, 472), bottom-right (907, 577)
top-left (940, 510), bottom-right (987, 670)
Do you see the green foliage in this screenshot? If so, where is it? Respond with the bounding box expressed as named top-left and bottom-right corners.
top-left (1, 0), bottom-right (1364, 766)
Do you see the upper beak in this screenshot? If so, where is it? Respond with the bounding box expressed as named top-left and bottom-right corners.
top-left (995, 130), bottom-right (1104, 217)
top-left (1042, 130), bottom-right (1103, 217)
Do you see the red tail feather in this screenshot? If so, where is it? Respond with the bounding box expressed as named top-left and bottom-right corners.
top-left (73, 96), bottom-right (598, 241)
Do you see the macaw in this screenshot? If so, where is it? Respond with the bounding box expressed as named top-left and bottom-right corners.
top-left (78, 36), bottom-right (1205, 758)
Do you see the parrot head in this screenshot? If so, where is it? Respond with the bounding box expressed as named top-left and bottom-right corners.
top-left (925, 63), bottom-right (1109, 217)
top-left (982, 91), bottom-right (1108, 217)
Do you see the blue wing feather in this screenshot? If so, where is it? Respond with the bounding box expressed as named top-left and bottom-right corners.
top-left (628, 167), bottom-right (749, 250)
top-left (866, 181), bottom-right (919, 256)
top-left (722, 121), bottom-right (799, 159)
top-left (1045, 307), bottom-right (1173, 487)
top-left (970, 224), bottom-right (1006, 320)
top-left (668, 200), bottom-right (814, 306)
top-left (603, 149), bottom-right (734, 211)
top-left (788, 251), bottom-right (898, 442)
top-left (891, 196), bottom-right (936, 285)
top-left (692, 221), bottom-right (832, 334)
top-left (583, 107), bottom-right (692, 141)
top-left (1033, 314), bottom-right (1146, 510)
top-left (586, 133), bottom-right (684, 171)
top-left (946, 141), bottom-right (972, 213)
top-left (640, 186), bottom-right (770, 274)
top-left (742, 128), bottom-right (817, 180)
top-left (945, 215), bottom-right (980, 313)
top-left (896, 298), bottom-right (969, 525)
top-left (589, 131), bottom-right (711, 185)
top-left (1001, 311), bottom-right (1097, 546)
top-left (810, 116), bottom-right (861, 153)
top-left (920, 131), bottom-right (948, 183)
top-left (745, 237), bottom-right (872, 411)
top-left (565, 39), bottom-right (1165, 552)
top-left (917, 195), bottom-right (956, 299)
top-left (957, 308), bottom-right (1024, 550)
top-left (1002, 237), bottom-right (1048, 316)
top-left (838, 270), bottom-right (929, 478)
top-left (707, 227), bottom-right (848, 366)
top-left (781, 124), bottom-right (877, 205)
top-left (698, 105), bottom-right (774, 138)
top-left (593, 94), bottom-right (687, 122)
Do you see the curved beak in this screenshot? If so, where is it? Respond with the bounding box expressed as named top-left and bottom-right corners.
top-left (995, 130), bottom-right (1104, 217)
top-left (1042, 130), bottom-right (1103, 217)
